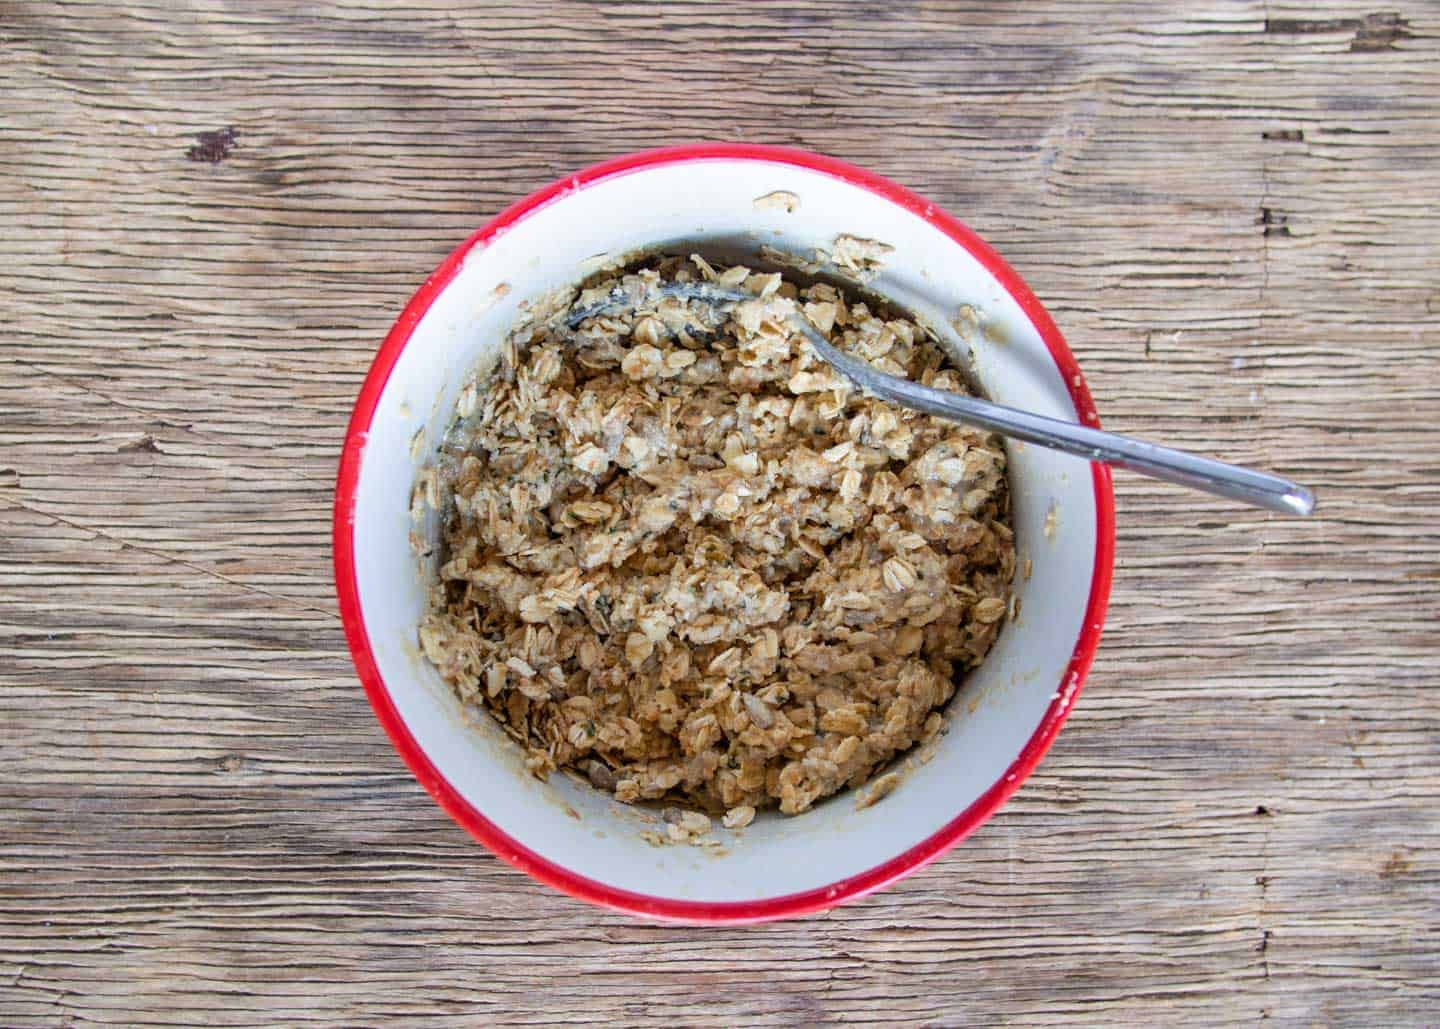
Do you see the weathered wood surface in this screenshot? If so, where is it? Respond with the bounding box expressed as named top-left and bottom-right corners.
top-left (2, 1), bottom-right (1437, 1024)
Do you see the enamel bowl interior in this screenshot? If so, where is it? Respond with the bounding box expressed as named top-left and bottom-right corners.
top-left (338, 151), bottom-right (1110, 919)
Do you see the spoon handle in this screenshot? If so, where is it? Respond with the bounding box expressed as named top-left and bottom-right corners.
top-left (576, 282), bottom-right (1316, 516)
top-left (796, 321), bottom-right (1316, 517)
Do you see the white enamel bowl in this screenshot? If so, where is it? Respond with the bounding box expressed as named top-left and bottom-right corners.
top-left (334, 145), bottom-right (1114, 923)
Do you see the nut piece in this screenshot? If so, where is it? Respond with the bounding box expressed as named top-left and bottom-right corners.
top-left (743, 693), bottom-right (775, 729)
top-left (972, 597), bottom-right (1007, 624)
top-left (722, 805), bottom-right (756, 829)
top-left (882, 557), bottom-right (917, 592)
top-left (625, 632), bottom-right (654, 668)
top-left (621, 344), bottom-right (664, 380)
top-left (573, 444), bottom-right (609, 476)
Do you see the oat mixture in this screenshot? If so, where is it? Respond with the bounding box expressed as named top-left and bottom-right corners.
top-left (418, 255), bottom-right (1014, 818)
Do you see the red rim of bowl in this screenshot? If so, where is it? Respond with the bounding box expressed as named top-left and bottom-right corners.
top-left (333, 143), bottom-right (1115, 924)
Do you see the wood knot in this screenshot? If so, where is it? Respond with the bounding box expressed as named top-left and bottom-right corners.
top-left (1379, 848), bottom-right (1412, 880)
top-left (1264, 12), bottom-right (1412, 52)
top-left (216, 754), bottom-right (245, 773)
top-left (1351, 12), bottom-right (1412, 52)
top-left (187, 126), bottom-right (238, 164)
top-left (1258, 207), bottom-right (1291, 237)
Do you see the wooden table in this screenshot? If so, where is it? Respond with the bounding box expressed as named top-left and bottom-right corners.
top-left (4, 2), bottom-right (1436, 1024)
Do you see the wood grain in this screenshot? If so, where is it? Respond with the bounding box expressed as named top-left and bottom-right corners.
top-left (2, 1), bottom-right (1437, 1024)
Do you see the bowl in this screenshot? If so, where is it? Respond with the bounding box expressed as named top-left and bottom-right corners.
top-left (334, 144), bottom-right (1114, 922)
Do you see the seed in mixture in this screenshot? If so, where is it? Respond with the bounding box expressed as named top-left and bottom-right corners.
top-left (417, 255), bottom-right (1014, 816)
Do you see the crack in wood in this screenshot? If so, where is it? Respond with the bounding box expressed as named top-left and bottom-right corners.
top-left (0, 495), bottom-right (339, 621)
top-left (12, 359), bottom-right (323, 483)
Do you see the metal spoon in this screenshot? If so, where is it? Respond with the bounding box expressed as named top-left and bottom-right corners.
top-left (567, 282), bottom-right (1316, 516)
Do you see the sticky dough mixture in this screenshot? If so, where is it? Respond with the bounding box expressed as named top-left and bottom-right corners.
top-left (418, 255), bottom-right (1014, 819)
